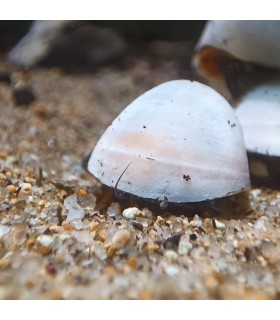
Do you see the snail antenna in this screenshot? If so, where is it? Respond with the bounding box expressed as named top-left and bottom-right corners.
top-left (114, 162), bottom-right (132, 199)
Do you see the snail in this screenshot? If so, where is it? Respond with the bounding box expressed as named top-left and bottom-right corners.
top-left (235, 83), bottom-right (280, 180)
top-left (87, 80), bottom-right (250, 203)
top-left (192, 21), bottom-right (280, 184)
top-left (192, 20), bottom-right (280, 100)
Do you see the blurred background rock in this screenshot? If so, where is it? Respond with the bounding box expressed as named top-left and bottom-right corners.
top-left (0, 21), bottom-right (206, 73)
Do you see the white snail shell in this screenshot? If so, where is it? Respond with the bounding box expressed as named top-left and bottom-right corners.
top-left (88, 80), bottom-right (250, 203)
top-left (235, 84), bottom-right (280, 157)
top-left (192, 21), bottom-right (280, 93)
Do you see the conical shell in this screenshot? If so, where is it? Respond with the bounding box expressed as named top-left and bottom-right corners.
top-left (235, 84), bottom-right (280, 156)
top-left (193, 20), bottom-right (280, 83)
top-left (88, 80), bottom-right (250, 203)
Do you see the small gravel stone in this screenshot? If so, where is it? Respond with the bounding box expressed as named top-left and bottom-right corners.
top-left (62, 221), bottom-right (74, 231)
top-left (142, 207), bottom-right (153, 218)
top-left (75, 231), bottom-right (93, 245)
top-left (165, 265), bottom-right (179, 276)
top-left (6, 185), bottom-right (16, 193)
top-left (78, 194), bottom-right (96, 210)
top-left (0, 173), bottom-right (6, 180)
top-left (250, 189), bottom-right (262, 198)
top-left (183, 217), bottom-right (189, 226)
top-left (0, 259), bottom-right (11, 270)
top-left (0, 225), bottom-right (11, 239)
top-left (64, 194), bottom-right (85, 221)
top-left (164, 250), bottom-right (178, 261)
top-left (189, 233), bottom-right (197, 241)
top-left (164, 234), bottom-right (182, 250)
top-left (107, 202), bottom-right (121, 217)
top-left (71, 219), bottom-right (83, 230)
top-left (12, 85), bottom-right (36, 106)
top-left (127, 256), bottom-right (138, 268)
top-left (254, 219), bottom-right (267, 232)
top-left (38, 199), bottom-right (46, 207)
top-left (37, 235), bottom-right (55, 247)
top-left (90, 221), bottom-right (99, 231)
top-left (110, 229), bottom-right (131, 250)
top-left (122, 207), bottom-right (144, 220)
top-left (131, 221), bottom-right (144, 231)
top-left (213, 219), bottom-right (226, 230)
top-left (191, 215), bottom-right (202, 227)
top-left (178, 235), bottom-right (193, 255)
top-left (92, 241), bottom-right (107, 261)
top-left (18, 182), bottom-right (32, 194)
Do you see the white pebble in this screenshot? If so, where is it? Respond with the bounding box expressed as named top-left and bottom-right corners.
top-left (106, 202), bottom-right (121, 217)
top-left (191, 214), bottom-right (202, 227)
top-left (111, 230), bottom-right (131, 249)
top-left (250, 189), bottom-right (262, 198)
top-left (64, 194), bottom-right (85, 221)
top-left (75, 231), bottom-right (93, 245)
top-left (0, 225), bottom-right (11, 239)
top-left (233, 240), bottom-right (239, 248)
top-left (254, 219), bottom-right (267, 232)
top-left (165, 265), bottom-right (179, 276)
top-left (178, 236), bottom-right (193, 255)
top-left (19, 182), bottom-right (32, 193)
top-left (213, 219), bottom-right (226, 230)
top-left (37, 235), bottom-right (54, 247)
top-left (122, 207), bottom-right (144, 220)
top-left (165, 249), bottom-right (178, 261)
top-left (71, 219), bottom-right (83, 230)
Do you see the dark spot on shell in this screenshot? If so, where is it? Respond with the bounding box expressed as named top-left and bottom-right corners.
top-left (183, 174), bottom-right (191, 181)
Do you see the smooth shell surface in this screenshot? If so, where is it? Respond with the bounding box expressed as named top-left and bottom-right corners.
top-left (88, 80), bottom-right (250, 203)
top-left (235, 84), bottom-right (280, 156)
top-left (193, 20), bottom-right (280, 82)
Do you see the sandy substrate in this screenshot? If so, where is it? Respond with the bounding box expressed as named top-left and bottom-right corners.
top-left (0, 56), bottom-right (280, 300)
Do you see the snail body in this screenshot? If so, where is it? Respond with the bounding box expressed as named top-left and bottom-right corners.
top-left (88, 80), bottom-right (250, 203)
